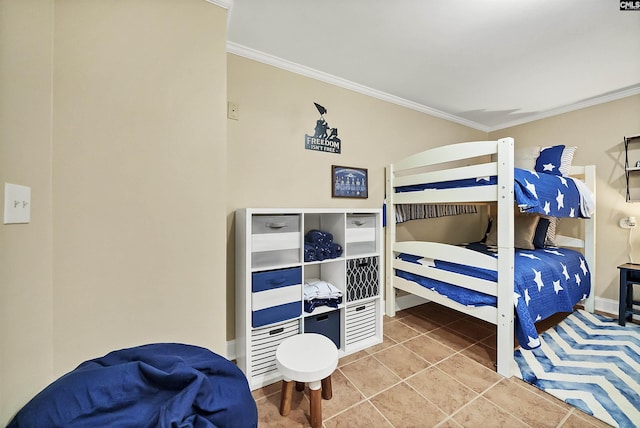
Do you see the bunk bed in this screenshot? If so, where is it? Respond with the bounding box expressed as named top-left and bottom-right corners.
top-left (385, 137), bottom-right (596, 377)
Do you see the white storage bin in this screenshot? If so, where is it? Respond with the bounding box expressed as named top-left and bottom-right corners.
top-left (345, 300), bottom-right (377, 347)
top-left (345, 214), bottom-right (377, 256)
top-left (250, 319), bottom-right (300, 379)
top-left (251, 215), bottom-right (301, 268)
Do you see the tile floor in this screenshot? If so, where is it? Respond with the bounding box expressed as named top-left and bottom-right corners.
top-left (252, 303), bottom-right (611, 427)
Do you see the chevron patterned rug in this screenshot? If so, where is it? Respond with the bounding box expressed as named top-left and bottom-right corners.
top-left (513, 310), bottom-right (640, 428)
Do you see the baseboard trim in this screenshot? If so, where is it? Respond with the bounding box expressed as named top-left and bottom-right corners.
top-left (226, 296), bottom-right (629, 361)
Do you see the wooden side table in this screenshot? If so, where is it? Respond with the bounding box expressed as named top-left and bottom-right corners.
top-left (275, 333), bottom-right (338, 428)
top-left (617, 263), bottom-right (640, 326)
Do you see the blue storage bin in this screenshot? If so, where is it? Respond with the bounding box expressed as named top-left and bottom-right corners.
top-left (252, 267), bottom-right (302, 292)
top-left (252, 301), bottom-right (301, 328)
top-left (304, 310), bottom-right (340, 349)
top-left (252, 267), bottom-right (302, 328)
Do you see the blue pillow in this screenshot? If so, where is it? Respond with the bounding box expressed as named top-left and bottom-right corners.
top-left (533, 217), bottom-right (550, 248)
top-left (535, 145), bottom-right (565, 176)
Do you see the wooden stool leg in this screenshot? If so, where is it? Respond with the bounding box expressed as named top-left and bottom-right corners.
top-left (295, 381), bottom-right (305, 392)
top-left (309, 388), bottom-right (322, 428)
top-left (279, 380), bottom-right (294, 416)
top-left (321, 375), bottom-right (332, 400)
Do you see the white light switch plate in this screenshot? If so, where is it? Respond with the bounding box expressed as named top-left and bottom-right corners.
top-left (4, 183), bottom-right (31, 224)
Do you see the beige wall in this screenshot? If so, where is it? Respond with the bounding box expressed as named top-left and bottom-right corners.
top-left (490, 94), bottom-right (640, 303)
top-left (1, 0), bottom-right (228, 423)
top-left (0, 0), bottom-right (55, 422)
top-left (226, 54), bottom-right (486, 339)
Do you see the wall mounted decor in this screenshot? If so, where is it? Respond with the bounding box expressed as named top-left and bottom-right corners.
top-left (332, 165), bottom-right (368, 198)
top-left (305, 103), bottom-right (341, 154)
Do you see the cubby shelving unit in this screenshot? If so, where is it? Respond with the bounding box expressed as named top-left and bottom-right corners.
top-left (235, 208), bottom-right (383, 390)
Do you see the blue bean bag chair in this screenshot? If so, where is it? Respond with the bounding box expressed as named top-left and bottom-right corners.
top-left (7, 343), bottom-right (257, 427)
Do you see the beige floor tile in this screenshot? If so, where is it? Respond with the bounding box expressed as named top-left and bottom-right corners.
top-left (373, 343), bottom-right (431, 378)
top-left (255, 389), bottom-right (310, 427)
top-left (382, 319), bottom-right (421, 343)
top-left (370, 382), bottom-right (448, 428)
top-left (337, 349), bottom-right (368, 367)
top-left (324, 400), bottom-right (392, 428)
top-left (435, 418), bottom-right (464, 428)
top-left (445, 317), bottom-right (495, 341)
top-left (339, 355), bottom-right (401, 398)
top-left (435, 353), bottom-right (502, 393)
top-left (561, 409), bottom-right (614, 428)
top-left (364, 333), bottom-right (397, 354)
top-left (314, 370), bottom-right (365, 419)
top-left (403, 334), bottom-right (457, 364)
top-left (452, 396), bottom-right (529, 427)
top-left (406, 366), bottom-right (478, 415)
top-left (483, 378), bottom-right (569, 428)
top-left (416, 305), bottom-right (465, 326)
top-left (252, 381), bottom-right (281, 401)
top-left (396, 313), bottom-right (442, 333)
top-left (427, 326), bottom-right (476, 351)
top-left (459, 342), bottom-right (497, 370)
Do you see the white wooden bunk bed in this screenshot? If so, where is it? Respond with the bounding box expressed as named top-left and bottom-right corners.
top-left (385, 137), bottom-right (596, 377)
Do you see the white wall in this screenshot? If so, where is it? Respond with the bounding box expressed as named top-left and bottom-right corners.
top-left (491, 94), bottom-right (640, 305)
top-left (1, 1), bottom-right (229, 423)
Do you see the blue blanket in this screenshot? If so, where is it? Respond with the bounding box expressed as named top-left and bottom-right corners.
top-left (397, 243), bottom-right (591, 349)
top-left (396, 168), bottom-right (588, 219)
top-left (7, 343), bottom-right (258, 428)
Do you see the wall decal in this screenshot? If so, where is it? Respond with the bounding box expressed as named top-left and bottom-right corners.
top-left (305, 103), bottom-right (341, 154)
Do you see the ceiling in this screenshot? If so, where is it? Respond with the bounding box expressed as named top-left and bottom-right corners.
top-left (225, 0), bottom-right (640, 132)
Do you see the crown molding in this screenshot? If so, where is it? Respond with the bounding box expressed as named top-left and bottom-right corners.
top-left (226, 42), bottom-right (490, 132)
top-left (204, 0), bottom-right (230, 9)
top-left (226, 42), bottom-right (639, 134)
top-left (488, 86), bottom-right (640, 132)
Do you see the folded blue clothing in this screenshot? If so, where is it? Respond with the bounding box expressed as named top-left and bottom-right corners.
top-left (304, 243), bottom-right (317, 262)
top-left (303, 231), bottom-right (343, 261)
top-left (330, 242), bottom-right (343, 258)
top-left (305, 229), bottom-right (333, 245)
top-left (304, 297), bottom-right (343, 313)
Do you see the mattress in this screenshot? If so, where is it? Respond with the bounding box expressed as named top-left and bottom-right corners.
top-left (396, 242), bottom-right (591, 349)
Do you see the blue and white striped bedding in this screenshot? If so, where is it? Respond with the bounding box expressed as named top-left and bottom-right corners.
top-left (395, 168), bottom-right (593, 219)
top-left (396, 242), bottom-right (591, 350)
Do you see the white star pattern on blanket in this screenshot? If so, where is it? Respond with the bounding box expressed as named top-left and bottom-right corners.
top-left (580, 258), bottom-right (588, 275)
top-left (532, 268), bottom-right (544, 292)
top-left (543, 163), bottom-right (556, 172)
top-left (556, 189), bottom-right (565, 210)
top-left (544, 249), bottom-right (564, 256)
top-left (575, 273), bottom-right (582, 286)
top-left (553, 280), bottom-right (563, 294)
top-left (520, 253), bottom-right (541, 260)
top-left (527, 336), bottom-right (540, 348)
top-left (543, 201), bottom-right (551, 215)
top-left (561, 263), bottom-right (570, 280)
top-left (525, 288), bottom-right (531, 305)
top-left (525, 179), bottom-right (537, 198)
top-left (569, 207), bottom-right (575, 217)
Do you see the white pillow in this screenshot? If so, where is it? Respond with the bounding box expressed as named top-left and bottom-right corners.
top-left (514, 146), bottom-right (541, 170)
top-left (491, 146), bottom-right (540, 170)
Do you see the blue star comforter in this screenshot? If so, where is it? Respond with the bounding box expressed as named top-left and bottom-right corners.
top-left (7, 343), bottom-right (258, 428)
top-left (396, 168), bottom-right (594, 218)
top-left (397, 243), bottom-right (591, 349)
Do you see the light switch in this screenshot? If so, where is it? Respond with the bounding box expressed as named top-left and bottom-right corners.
top-left (4, 183), bottom-right (31, 224)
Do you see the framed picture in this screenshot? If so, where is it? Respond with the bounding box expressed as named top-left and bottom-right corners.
top-left (332, 165), bottom-right (368, 199)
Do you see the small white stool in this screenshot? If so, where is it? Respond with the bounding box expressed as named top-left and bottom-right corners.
top-left (275, 333), bottom-right (339, 428)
